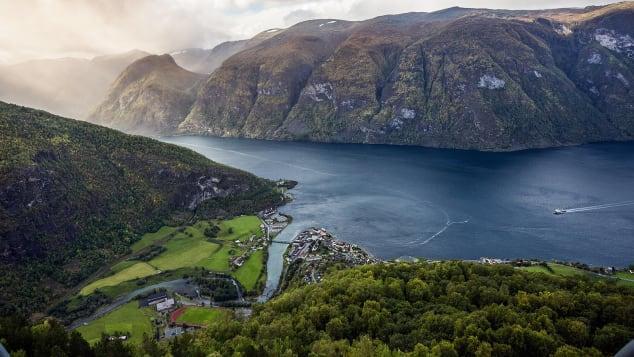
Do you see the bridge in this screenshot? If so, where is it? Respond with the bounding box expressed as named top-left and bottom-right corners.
top-left (271, 240), bottom-right (294, 244)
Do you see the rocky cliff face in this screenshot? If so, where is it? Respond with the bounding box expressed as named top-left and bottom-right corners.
top-left (88, 54), bottom-right (205, 135)
top-left (177, 3), bottom-right (633, 150)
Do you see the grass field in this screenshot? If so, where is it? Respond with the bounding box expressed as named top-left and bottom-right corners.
top-left (80, 262), bottom-right (159, 296)
top-left (131, 226), bottom-right (177, 253)
top-left (148, 234), bottom-right (219, 271)
top-left (175, 306), bottom-right (228, 326)
top-left (233, 250), bottom-right (265, 292)
top-left (76, 301), bottom-right (156, 345)
top-left (79, 216), bottom-right (268, 298)
top-left (111, 260), bottom-right (138, 273)
top-left (218, 216), bottom-right (263, 242)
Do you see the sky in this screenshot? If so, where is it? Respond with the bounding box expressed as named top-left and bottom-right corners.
top-left (0, 0), bottom-right (616, 64)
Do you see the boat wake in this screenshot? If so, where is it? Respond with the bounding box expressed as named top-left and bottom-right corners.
top-left (406, 204), bottom-right (469, 245)
top-left (562, 200), bottom-right (634, 213)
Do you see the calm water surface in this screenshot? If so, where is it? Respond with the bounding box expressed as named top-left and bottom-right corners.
top-left (163, 136), bottom-right (634, 272)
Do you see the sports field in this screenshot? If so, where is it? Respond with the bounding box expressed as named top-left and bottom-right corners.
top-left (172, 306), bottom-right (228, 326)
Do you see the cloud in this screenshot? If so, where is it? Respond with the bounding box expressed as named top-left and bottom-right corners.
top-left (284, 9), bottom-right (319, 26)
top-left (0, 0), bottom-right (616, 64)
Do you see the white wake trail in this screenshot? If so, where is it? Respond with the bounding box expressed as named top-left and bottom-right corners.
top-left (564, 200), bottom-right (634, 213)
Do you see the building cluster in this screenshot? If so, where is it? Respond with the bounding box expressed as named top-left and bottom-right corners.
top-left (479, 257), bottom-right (511, 265)
top-left (285, 228), bottom-right (377, 284)
top-left (260, 208), bottom-right (290, 236)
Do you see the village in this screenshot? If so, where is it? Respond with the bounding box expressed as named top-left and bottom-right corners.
top-left (283, 227), bottom-right (378, 286)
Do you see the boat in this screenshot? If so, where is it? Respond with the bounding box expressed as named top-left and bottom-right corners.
top-left (553, 209), bottom-right (566, 215)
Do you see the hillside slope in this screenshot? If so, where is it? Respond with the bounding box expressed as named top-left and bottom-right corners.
top-left (0, 102), bottom-right (282, 315)
top-left (188, 261), bottom-right (634, 356)
top-left (176, 3), bottom-right (633, 150)
top-left (0, 50), bottom-right (149, 119)
top-left (88, 54), bottom-right (205, 135)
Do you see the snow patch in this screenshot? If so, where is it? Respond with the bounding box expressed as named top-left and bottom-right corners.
top-left (266, 29), bottom-right (279, 33)
top-left (555, 24), bottom-right (572, 36)
top-left (587, 53), bottom-right (602, 64)
top-left (594, 28), bottom-right (634, 56)
top-left (400, 108), bottom-right (416, 119)
top-left (478, 75), bottom-right (505, 89)
top-left (327, 20), bottom-right (337, 24)
top-left (533, 70), bottom-right (543, 78)
top-left (389, 118), bottom-right (404, 130)
top-left (305, 82), bottom-right (333, 102)
top-left (616, 72), bottom-right (630, 87)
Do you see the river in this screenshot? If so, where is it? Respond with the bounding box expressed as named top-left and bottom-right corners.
top-left (162, 136), bottom-right (634, 296)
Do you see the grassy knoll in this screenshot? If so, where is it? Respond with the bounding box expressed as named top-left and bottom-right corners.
top-left (80, 262), bottom-right (159, 296)
top-left (218, 216), bottom-right (263, 242)
top-left (76, 301), bottom-right (156, 345)
top-left (131, 226), bottom-right (178, 253)
top-left (176, 307), bottom-right (228, 326)
top-left (232, 250), bottom-right (265, 292)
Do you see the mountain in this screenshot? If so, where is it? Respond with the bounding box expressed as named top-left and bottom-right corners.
top-left (171, 30), bottom-right (286, 74)
top-left (0, 101), bottom-right (282, 315)
top-left (0, 50), bottom-right (149, 119)
top-left (175, 2), bottom-right (633, 151)
top-left (88, 54), bottom-right (205, 135)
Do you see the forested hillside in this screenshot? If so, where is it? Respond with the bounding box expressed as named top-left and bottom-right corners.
top-left (1, 261), bottom-right (632, 356)
top-left (0, 102), bottom-right (282, 316)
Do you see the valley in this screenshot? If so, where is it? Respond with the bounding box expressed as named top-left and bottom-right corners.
top-left (1, 2), bottom-right (633, 355)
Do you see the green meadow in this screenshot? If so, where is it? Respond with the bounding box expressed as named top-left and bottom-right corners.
top-left (78, 215), bottom-right (267, 297)
top-left (80, 262), bottom-right (159, 296)
top-left (76, 301), bottom-right (156, 345)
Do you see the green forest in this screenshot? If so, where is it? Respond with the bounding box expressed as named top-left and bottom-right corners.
top-left (0, 102), bottom-right (282, 316)
top-left (2, 261), bottom-right (632, 356)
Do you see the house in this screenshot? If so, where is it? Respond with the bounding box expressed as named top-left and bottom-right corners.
top-left (232, 256), bottom-right (245, 268)
top-left (139, 291), bottom-right (168, 307)
top-left (156, 298), bottom-right (175, 312)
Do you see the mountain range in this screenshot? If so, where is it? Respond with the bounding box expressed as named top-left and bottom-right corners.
top-left (2, 3), bottom-right (633, 150)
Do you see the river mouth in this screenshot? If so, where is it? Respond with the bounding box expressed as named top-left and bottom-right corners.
top-left (162, 136), bottom-right (634, 268)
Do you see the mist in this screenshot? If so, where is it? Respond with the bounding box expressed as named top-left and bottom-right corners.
top-left (0, 0), bottom-right (616, 64)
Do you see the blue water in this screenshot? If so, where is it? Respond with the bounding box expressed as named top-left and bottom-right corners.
top-left (163, 136), bottom-right (634, 267)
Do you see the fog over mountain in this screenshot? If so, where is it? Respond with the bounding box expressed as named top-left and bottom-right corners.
top-left (0, 0), bottom-right (616, 64)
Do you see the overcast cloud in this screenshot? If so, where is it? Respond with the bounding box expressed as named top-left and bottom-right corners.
top-left (0, 0), bottom-right (616, 64)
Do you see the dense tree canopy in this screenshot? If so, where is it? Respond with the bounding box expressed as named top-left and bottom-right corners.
top-left (1, 262), bottom-right (633, 356)
top-left (193, 261), bottom-right (634, 356)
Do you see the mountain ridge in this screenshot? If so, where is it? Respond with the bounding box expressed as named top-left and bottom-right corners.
top-left (89, 2), bottom-right (634, 150)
